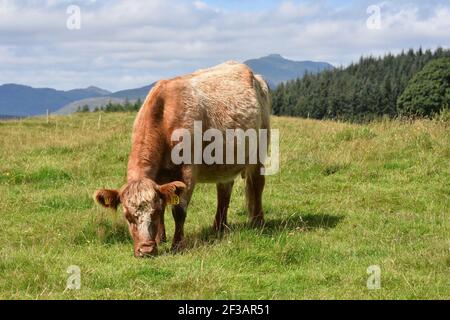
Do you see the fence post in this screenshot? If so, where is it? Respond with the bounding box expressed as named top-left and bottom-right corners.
top-left (97, 114), bottom-right (102, 130)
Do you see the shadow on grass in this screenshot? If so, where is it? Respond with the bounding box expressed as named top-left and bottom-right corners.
top-left (187, 212), bottom-right (344, 250)
top-left (74, 211), bottom-right (343, 255)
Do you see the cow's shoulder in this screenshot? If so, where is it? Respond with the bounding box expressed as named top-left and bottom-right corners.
top-left (144, 78), bottom-right (192, 125)
top-left (152, 77), bottom-right (190, 98)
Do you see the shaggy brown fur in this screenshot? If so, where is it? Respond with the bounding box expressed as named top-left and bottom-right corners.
top-left (94, 61), bottom-right (271, 257)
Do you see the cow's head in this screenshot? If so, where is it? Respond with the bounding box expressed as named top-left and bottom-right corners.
top-left (94, 178), bottom-right (186, 257)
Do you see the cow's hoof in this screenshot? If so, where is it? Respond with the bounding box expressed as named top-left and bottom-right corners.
top-left (171, 240), bottom-right (186, 253)
top-left (250, 217), bottom-right (265, 228)
top-left (157, 234), bottom-right (167, 244)
top-left (213, 223), bottom-right (229, 234)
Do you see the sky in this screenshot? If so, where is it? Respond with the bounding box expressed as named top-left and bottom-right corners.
top-left (0, 0), bottom-right (449, 91)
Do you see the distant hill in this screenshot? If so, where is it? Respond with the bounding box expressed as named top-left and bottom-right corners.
top-left (0, 83), bottom-right (155, 116)
top-left (55, 84), bottom-right (155, 114)
top-left (67, 86), bottom-right (111, 98)
top-left (244, 54), bottom-right (334, 87)
top-left (0, 114), bottom-right (24, 120)
top-left (55, 97), bottom-right (133, 115)
top-left (0, 84), bottom-right (111, 116)
top-left (0, 54), bottom-right (334, 116)
top-left (111, 84), bottom-right (155, 99)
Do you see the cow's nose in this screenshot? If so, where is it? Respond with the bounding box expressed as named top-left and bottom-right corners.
top-left (136, 243), bottom-right (158, 257)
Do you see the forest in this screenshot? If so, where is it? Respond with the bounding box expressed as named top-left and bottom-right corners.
top-left (76, 98), bottom-right (143, 113)
top-left (271, 48), bottom-right (450, 121)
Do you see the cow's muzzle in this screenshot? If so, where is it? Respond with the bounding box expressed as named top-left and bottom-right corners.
top-left (135, 242), bottom-right (158, 257)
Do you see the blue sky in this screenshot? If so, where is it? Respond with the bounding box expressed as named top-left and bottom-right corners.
top-left (0, 0), bottom-right (449, 91)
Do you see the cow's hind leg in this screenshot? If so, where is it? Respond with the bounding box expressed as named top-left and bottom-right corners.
top-left (214, 181), bottom-right (234, 233)
top-left (245, 165), bottom-right (265, 227)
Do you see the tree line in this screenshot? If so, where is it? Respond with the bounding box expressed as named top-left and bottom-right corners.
top-left (271, 48), bottom-right (450, 121)
top-left (76, 98), bottom-right (143, 113)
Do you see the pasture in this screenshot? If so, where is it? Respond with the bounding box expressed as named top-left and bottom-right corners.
top-left (0, 113), bottom-right (448, 299)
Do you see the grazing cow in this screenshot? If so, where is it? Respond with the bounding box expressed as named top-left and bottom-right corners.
top-left (94, 61), bottom-right (271, 257)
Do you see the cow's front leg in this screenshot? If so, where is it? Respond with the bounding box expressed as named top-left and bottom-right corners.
top-left (171, 188), bottom-right (194, 252)
top-left (156, 208), bottom-right (167, 243)
top-left (171, 205), bottom-right (187, 252)
top-left (171, 168), bottom-right (195, 252)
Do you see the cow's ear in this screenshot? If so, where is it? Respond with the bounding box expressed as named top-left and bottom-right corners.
top-left (158, 181), bottom-right (186, 205)
top-left (94, 189), bottom-right (121, 210)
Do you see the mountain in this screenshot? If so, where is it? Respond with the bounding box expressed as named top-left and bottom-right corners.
top-left (0, 83), bottom-right (155, 116)
top-left (0, 114), bottom-right (22, 120)
top-left (0, 55), bottom-right (333, 116)
top-left (55, 83), bottom-right (156, 114)
top-left (55, 97), bottom-right (133, 115)
top-left (68, 86), bottom-right (111, 97)
top-left (244, 54), bottom-right (334, 88)
top-left (111, 84), bottom-right (155, 99)
top-left (0, 84), bottom-right (111, 116)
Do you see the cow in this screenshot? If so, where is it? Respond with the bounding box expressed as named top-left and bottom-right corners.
top-left (94, 61), bottom-right (271, 257)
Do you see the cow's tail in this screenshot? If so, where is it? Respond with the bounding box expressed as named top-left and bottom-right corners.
top-left (254, 74), bottom-right (271, 166)
top-left (254, 74), bottom-right (271, 131)
top-left (239, 75), bottom-right (271, 222)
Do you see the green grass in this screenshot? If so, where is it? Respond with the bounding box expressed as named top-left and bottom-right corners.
top-left (0, 113), bottom-right (449, 299)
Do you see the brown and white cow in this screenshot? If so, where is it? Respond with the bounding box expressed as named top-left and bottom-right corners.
top-left (94, 61), bottom-right (271, 257)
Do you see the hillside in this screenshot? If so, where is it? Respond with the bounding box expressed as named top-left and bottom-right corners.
top-left (0, 84), bottom-right (111, 116)
top-left (110, 84), bottom-right (155, 99)
top-left (55, 97), bottom-right (134, 115)
top-left (272, 48), bottom-right (450, 121)
top-left (55, 84), bottom-right (155, 114)
top-left (245, 54), bottom-right (334, 88)
top-left (0, 54), bottom-right (334, 116)
top-left (0, 82), bottom-right (157, 116)
top-left (59, 55), bottom-right (334, 114)
top-left (0, 113), bottom-right (448, 299)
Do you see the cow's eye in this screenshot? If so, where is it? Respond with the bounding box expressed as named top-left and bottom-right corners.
top-left (137, 203), bottom-right (148, 211)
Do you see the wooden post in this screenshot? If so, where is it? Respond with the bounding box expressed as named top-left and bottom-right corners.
top-left (97, 114), bottom-right (102, 130)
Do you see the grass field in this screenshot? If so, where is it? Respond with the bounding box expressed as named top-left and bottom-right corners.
top-left (0, 112), bottom-right (448, 299)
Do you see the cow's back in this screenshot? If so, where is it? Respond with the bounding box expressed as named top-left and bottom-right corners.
top-left (172, 61), bottom-right (270, 132)
top-left (134, 61), bottom-right (271, 183)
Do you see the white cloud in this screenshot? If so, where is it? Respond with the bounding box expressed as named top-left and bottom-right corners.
top-left (0, 0), bottom-right (449, 90)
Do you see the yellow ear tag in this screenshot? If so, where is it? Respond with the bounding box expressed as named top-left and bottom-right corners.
top-left (170, 195), bottom-right (180, 206)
